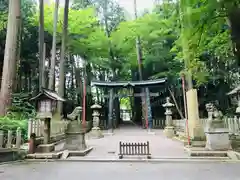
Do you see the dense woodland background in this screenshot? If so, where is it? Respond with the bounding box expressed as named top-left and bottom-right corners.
top-left (0, 0), bottom-right (240, 136)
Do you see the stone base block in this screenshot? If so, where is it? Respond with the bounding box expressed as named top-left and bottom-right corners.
top-left (61, 147), bottom-right (93, 159)
top-left (191, 140), bottom-right (206, 147)
top-left (184, 146), bottom-right (229, 158)
top-left (147, 129), bottom-right (155, 135)
top-left (205, 132), bottom-right (231, 151)
top-left (37, 143), bottom-right (54, 153)
top-left (89, 127), bottom-right (104, 139)
top-left (64, 133), bottom-right (87, 151)
top-left (163, 126), bottom-right (175, 138)
top-left (104, 130), bottom-right (114, 136)
top-left (27, 151), bottom-right (63, 159)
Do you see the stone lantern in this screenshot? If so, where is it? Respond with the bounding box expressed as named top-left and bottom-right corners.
top-left (89, 103), bottom-right (104, 139)
top-left (163, 97), bottom-right (175, 138)
top-left (205, 103), bottom-right (231, 150)
top-left (30, 88), bottom-right (65, 152)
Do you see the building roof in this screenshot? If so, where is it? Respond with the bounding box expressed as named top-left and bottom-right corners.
top-left (30, 88), bottom-right (66, 102)
top-left (91, 78), bottom-right (167, 88)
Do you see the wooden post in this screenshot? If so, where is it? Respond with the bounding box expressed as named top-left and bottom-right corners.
top-left (0, 130), bottom-right (3, 148)
top-left (43, 118), bottom-right (51, 144)
top-left (16, 127), bottom-right (21, 149)
top-left (28, 119), bottom-right (33, 139)
top-left (28, 133), bottom-right (36, 154)
top-left (108, 88), bottom-right (114, 134)
top-left (7, 130), bottom-right (12, 148)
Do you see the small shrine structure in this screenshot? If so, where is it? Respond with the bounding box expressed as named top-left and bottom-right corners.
top-left (30, 88), bottom-right (66, 152)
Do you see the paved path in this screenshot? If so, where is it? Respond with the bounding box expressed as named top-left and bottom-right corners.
top-left (58, 126), bottom-right (188, 159)
top-left (1, 161), bottom-right (240, 180)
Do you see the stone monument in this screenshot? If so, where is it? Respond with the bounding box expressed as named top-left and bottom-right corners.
top-left (205, 103), bottom-right (231, 150)
top-left (163, 97), bottom-right (175, 138)
top-left (64, 106), bottom-right (86, 151)
top-left (89, 103), bottom-right (104, 139)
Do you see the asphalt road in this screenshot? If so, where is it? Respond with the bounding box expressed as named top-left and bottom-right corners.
top-left (0, 161), bottom-right (240, 180)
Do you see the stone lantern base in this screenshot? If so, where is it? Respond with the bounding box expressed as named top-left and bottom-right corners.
top-left (89, 127), bottom-right (104, 139)
top-left (163, 126), bottom-right (175, 138)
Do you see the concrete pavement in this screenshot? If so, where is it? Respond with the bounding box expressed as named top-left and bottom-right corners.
top-left (0, 161), bottom-right (240, 180)
top-left (56, 126), bottom-right (189, 159)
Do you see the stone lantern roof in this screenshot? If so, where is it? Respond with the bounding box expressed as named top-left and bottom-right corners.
top-left (91, 103), bottom-right (102, 109)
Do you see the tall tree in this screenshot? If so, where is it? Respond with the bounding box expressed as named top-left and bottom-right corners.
top-left (57, 0), bottom-right (69, 114)
top-left (0, 0), bottom-right (21, 115)
top-left (48, 0), bottom-right (59, 90)
top-left (39, 0), bottom-right (45, 90)
top-left (133, 0), bottom-right (143, 80)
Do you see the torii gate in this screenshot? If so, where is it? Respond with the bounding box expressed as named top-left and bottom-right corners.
top-left (91, 78), bottom-right (167, 133)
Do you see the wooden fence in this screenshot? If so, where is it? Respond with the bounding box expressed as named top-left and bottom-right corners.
top-left (152, 119), bottom-right (165, 129)
top-left (27, 119), bottom-right (68, 139)
top-left (173, 116), bottom-right (240, 135)
top-left (0, 128), bottom-right (23, 149)
top-left (118, 141), bottom-right (151, 159)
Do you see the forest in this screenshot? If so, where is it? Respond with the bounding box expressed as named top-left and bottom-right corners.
top-left (0, 0), bottom-right (239, 137)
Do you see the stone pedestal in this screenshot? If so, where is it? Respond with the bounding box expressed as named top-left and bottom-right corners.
top-left (63, 120), bottom-right (87, 151)
top-left (38, 118), bottom-right (54, 153)
top-left (205, 103), bottom-right (231, 151)
top-left (186, 89), bottom-right (205, 144)
top-left (205, 131), bottom-right (230, 150)
top-left (163, 126), bottom-right (175, 138)
top-left (89, 103), bottom-right (104, 139)
top-left (148, 128), bottom-right (155, 135)
top-left (90, 127), bottom-right (104, 138)
top-left (163, 97), bottom-right (175, 138)
top-left (43, 118), bottom-right (51, 144)
top-left (38, 143), bottom-right (55, 153)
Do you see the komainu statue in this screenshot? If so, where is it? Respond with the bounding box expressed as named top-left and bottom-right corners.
top-left (67, 106), bottom-right (82, 120)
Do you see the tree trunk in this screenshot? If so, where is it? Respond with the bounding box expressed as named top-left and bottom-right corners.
top-left (14, 17), bottom-right (22, 93)
top-left (0, 0), bottom-right (21, 116)
top-left (134, 0), bottom-right (143, 80)
top-left (57, 0), bottom-right (69, 114)
top-left (133, 0), bottom-right (145, 126)
top-left (42, 43), bottom-right (47, 88)
top-left (179, 0), bottom-right (193, 90)
top-left (39, 0), bottom-right (44, 91)
top-left (49, 0), bottom-right (59, 90)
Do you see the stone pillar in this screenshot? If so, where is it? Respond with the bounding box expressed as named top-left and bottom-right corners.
top-left (38, 118), bottom-right (54, 153)
top-left (186, 89), bottom-right (205, 143)
top-left (163, 97), bottom-right (175, 138)
top-left (7, 130), bottom-right (12, 148)
top-left (205, 103), bottom-right (231, 150)
top-left (146, 87), bottom-right (153, 132)
top-left (16, 127), bottom-right (21, 149)
top-left (43, 118), bottom-right (51, 144)
top-left (90, 103), bottom-right (104, 139)
top-left (108, 88), bottom-right (114, 135)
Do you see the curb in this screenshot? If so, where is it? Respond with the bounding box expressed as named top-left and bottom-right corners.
top-left (22, 158), bottom-right (240, 164)
top-left (0, 160), bottom-right (25, 166)
top-left (1, 158), bottom-right (239, 165)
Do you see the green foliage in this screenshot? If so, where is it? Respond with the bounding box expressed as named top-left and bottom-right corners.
top-left (0, 93), bottom-right (36, 140)
top-left (9, 92), bottom-right (36, 119)
top-left (0, 115), bottom-right (27, 132)
top-left (0, 0), bottom-right (239, 120)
